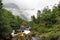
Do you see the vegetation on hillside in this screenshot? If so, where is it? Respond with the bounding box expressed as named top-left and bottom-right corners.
top-left (29, 2), bottom-right (60, 38)
top-left (0, 0), bottom-right (60, 40)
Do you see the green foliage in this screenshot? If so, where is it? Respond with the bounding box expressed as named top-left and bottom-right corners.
top-left (0, 9), bottom-right (12, 36)
top-left (0, 1), bottom-right (12, 38)
top-left (31, 15), bottom-right (36, 23)
top-left (40, 31), bottom-right (60, 38)
top-left (0, 1), bottom-right (24, 40)
top-left (10, 16), bottom-right (23, 29)
top-left (0, 0), bottom-right (60, 39)
top-left (31, 10), bottom-right (41, 24)
top-left (30, 2), bottom-right (60, 38)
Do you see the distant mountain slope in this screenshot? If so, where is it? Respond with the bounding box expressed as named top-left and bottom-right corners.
top-left (3, 3), bottom-right (30, 21)
top-left (3, 3), bottom-right (20, 10)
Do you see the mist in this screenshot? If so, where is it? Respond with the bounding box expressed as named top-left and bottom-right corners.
top-left (2, 0), bottom-right (60, 21)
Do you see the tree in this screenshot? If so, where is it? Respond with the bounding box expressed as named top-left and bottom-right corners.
top-left (0, 0), bottom-right (3, 9)
top-left (42, 7), bottom-right (57, 27)
top-left (31, 10), bottom-right (41, 24)
top-left (10, 16), bottom-right (23, 29)
top-left (0, 0), bottom-right (12, 40)
top-left (36, 10), bottom-right (41, 24)
top-left (31, 15), bottom-right (36, 23)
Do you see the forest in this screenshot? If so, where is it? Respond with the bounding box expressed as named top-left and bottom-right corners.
top-left (0, 0), bottom-right (60, 40)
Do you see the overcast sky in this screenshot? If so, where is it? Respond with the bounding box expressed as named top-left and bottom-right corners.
top-left (2, 0), bottom-right (60, 21)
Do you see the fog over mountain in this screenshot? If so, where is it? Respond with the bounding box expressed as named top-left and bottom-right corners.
top-left (3, 3), bottom-right (20, 10)
top-left (2, 0), bottom-right (60, 21)
top-left (3, 3), bottom-right (34, 21)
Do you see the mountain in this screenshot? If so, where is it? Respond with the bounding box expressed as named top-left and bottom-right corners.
top-left (3, 3), bottom-right (30, 21)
